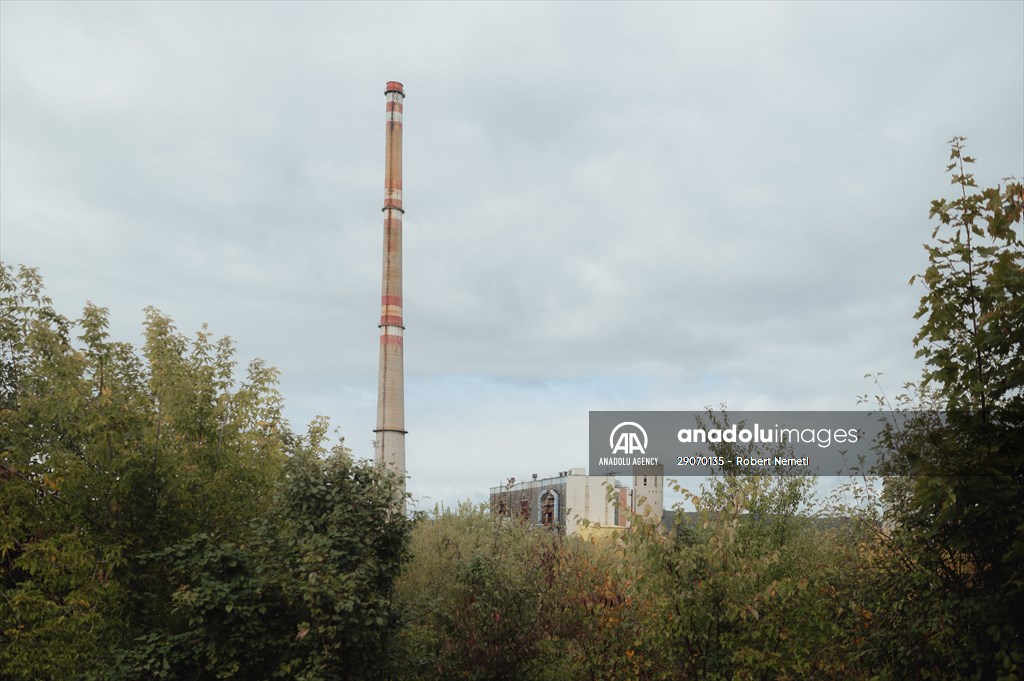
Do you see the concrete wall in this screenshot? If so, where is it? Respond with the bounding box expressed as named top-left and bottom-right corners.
top-left (631, 463), bottom-right (665, 523)
top-left (564, 474), bottom-right (622, 534)
top-left (489, 470), bottom-right (626, 534)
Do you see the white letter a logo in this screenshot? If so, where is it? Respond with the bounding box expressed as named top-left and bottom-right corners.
top-left (609, 422), bottom-right (648, 455)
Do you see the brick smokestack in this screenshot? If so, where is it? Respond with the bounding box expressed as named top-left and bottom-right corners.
top-left (375, 81), bottom-right (407, 499)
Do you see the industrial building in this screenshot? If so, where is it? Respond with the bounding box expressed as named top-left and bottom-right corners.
top-left (489, 465), bottom-right (665, 535)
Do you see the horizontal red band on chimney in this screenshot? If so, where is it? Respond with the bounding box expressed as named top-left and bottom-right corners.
top-left (385, 81), bottom-right (404, 94)
top-left (379, 315), bottom-right (404, 326)
top-left (380, 335), bottom-right (403, 345)
top-left (386, 101), bottom-right (403, 112)
top-left (381, 295), bottom-right (402, 306)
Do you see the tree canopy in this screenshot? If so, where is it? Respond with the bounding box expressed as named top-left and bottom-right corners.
top-left (0, 265), bottom-right (411, 680)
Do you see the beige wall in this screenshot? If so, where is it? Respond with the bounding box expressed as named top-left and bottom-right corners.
top-left (631, 464), bottom-right (665, 523)
top-left (564, 473), bottom-right (625, 535)
top-left (490, 468), bottom-right (660, 536)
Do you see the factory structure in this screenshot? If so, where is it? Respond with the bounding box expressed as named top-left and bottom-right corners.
top-left (370, 82), bottom-right (665, 530)
top-left (488, 465), bottom-right (666, 535)
top-left (374, 81), bottom-right (407, 500)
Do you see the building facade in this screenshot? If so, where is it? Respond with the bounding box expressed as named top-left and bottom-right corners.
top-left (631, 463), bottom-right (665, 521)
top-left (489, 468), bottom-right (636, 535)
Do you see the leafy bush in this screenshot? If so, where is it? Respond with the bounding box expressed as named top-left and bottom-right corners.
top-left (1, 264), bottom-right (412, 680)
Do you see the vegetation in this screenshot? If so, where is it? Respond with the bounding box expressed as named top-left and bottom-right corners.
top-left (1, 139), bottom-right (1021, 679)
top-left (866, 138), bottom-right (1023, 680)
top-left (0, 269), bottom-right (411, 680)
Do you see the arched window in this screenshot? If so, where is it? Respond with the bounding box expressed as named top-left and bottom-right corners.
top-left (539, 490), bottom-right (560, 527)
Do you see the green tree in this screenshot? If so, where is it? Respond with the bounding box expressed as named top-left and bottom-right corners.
top-left (1, 263), bottom-right (412, 680)
top-left (913, 136), bottom-right (1023, 412)
top-left (393, 503), bottom-right (562, 681)
top-left (0, 263), bottom-right (289, 677)
top-left (624, 473), bottom-right (851, 681)
top-left (113, 441), bottom-right (412, 681)
top-left (867, 139), bottom-right (1024, 680)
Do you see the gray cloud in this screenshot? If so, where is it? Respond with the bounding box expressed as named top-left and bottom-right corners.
top-left (2, 1), bottom-right (1021, 506)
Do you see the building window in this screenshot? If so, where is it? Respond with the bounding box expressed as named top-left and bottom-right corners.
top-left (541, 493), bottom-right (555, 526)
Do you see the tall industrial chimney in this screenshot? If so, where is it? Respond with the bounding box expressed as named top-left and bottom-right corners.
top-left (375, 81), bottom-right (407, 498)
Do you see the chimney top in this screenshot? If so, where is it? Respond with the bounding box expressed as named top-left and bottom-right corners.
top-left (385, 81), bottom-right (404, 95)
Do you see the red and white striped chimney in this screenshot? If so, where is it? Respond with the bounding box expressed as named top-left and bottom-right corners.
top-left (375, 81), bottom-right (407, 497)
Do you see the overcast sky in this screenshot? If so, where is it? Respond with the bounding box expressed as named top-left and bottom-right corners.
top-left (2, 1), bottom-right (1022, 509)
